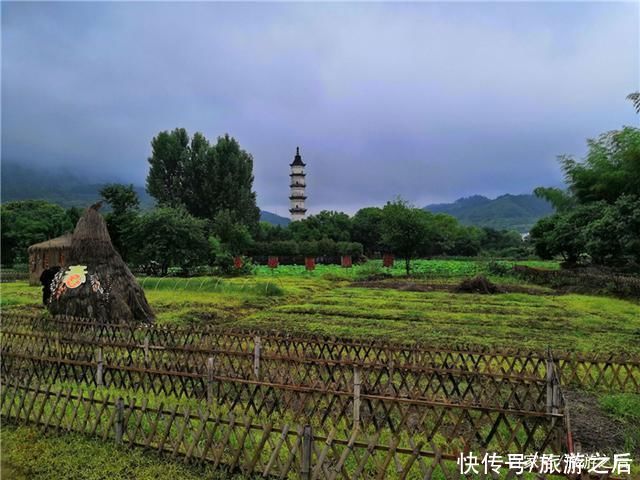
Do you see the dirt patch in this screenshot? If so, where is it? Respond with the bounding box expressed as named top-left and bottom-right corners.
top-left (455, 275), bottom-right (501, 294)
top-left (350, 280), bottom-right (552, 295)
top-left (563, 389), bottom-right (630, 454)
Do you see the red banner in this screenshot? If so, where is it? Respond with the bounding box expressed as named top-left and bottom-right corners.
top-left (341, 255), bottom-right (352, 268)
top-left (383, 253), bottom-right (394, 268)
top-left (268, 256), bottom-right (279, 269)
top-left (233, 256), bottom-right (243, 269)
top-left (305, 257), bottom-right (315, 271)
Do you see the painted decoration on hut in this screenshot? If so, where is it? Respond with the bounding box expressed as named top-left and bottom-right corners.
top-left (63, 265), bottom-right (88, 289)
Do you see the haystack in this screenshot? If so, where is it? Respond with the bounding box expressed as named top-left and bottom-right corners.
top-left (48, 203), bottom-right (154, 323)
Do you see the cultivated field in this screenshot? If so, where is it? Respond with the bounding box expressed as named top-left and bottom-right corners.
top-left (2, 259), bottom-right (639, 479)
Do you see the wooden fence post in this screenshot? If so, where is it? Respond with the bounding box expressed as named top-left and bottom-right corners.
top-left (207, 357), bottom-right (214, 406)
top-left (546, 349), bottom-right (553, 415)
top-left (115, 397), bottom-right (124, 445)
top-left (96, 347), bottom-right (104, 387)
top-left (143, 333), bottom-right (150, 364)
top-left (353, 366), bottom-right (361, 427)
top-left (254, 336), bottom-right (262, 380)
top-left (301, 424), bottom-right (312, 480)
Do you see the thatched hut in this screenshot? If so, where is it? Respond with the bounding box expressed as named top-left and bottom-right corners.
top-left (28, 234), bottom-right (72, 286)
top-left (48, 203), bottom-right (154, 323)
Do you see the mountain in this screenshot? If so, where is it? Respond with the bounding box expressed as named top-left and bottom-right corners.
top-left (424, 194), bottom-right (554, 233)
top-left (260, 210), bottom-right (290, 226)
top-left (1, 162), bottom-right (289, 226)
top-left (1, 162), bottom-right (155, 209)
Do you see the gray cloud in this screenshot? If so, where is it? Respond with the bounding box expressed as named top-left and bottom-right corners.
top-left (2, 1), bottom-right (638, 216)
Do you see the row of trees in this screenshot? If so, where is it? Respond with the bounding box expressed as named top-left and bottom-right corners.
top-left (530, 96), bottom-right (639, 269)
top-left (2, 128), bottom-right (529, 275)
top-left (2, 191), bottom-right (527, 275)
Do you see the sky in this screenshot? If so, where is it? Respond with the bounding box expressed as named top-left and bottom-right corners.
top-left (2, 1), bottom-right (638, 217)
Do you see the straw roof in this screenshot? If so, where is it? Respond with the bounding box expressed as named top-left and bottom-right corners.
top-left (28, 233), bottom-right (72, 252)
top-left (48, 203), bottom-right (154, 323)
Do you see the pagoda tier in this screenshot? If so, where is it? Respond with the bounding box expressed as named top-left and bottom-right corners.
top-left (290, 183), bottom-right (306, 188)
top-left (289, 195), bottom-right (307, 200)
top-left (290, 207), bottom-right (307, 213)
top-left (289, 172), bottom-right (306, 177)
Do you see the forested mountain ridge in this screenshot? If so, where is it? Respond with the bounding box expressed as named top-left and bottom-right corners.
top-left (424, 194), bottom-right (554, 233)
top-left (1, 162), bottom-right (289, 225)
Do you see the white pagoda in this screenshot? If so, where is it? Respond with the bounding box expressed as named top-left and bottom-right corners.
top-left (289, 147), bottom-right (307, 221)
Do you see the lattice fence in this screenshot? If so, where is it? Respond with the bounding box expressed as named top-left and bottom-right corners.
top-left (0, 380), bottom-right (615, 480)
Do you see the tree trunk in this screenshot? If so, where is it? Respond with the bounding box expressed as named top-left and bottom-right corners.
top-left (405, 258), bottom-right (411, 275)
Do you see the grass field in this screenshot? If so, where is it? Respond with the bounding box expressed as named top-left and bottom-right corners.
top-left (1, 425), bottom-right (241, 480)
top-left (2, 259), bottom-right (638, 354)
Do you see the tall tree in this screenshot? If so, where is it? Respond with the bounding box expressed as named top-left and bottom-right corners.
top-left (100, 183), bottom-right (140, 261)
top-left (146, 128), bottom-right (190, 208)
top-left (146, 130), bottom-right (260, 230)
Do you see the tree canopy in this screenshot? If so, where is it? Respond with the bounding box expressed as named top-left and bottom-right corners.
top-left (1, 200), bottom-right (76, 265)
top-left (146, 129), bottom-right (259, 229)
top-left (530, 98), bottom-right (640, 268)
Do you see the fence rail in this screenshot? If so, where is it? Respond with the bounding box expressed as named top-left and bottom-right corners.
top-left (3, 313), bottom-right (639, 393)
top-left (2, 328), bottom-right (552, 412)
top-left (0, 380), bottom-right (615, 480)
top-left (1, 349), bottom-right (566, 455)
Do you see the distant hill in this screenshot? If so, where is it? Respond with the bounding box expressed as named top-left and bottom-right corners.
top-left (260, 210), bottom-right (290, 226)
top-left (1, 162), bottom-right (155, 209)
top-left (1, 162), bottom-right (289, 226)
top-left (424, 194), bottom-right (553, 233)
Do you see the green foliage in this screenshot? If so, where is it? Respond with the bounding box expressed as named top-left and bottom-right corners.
top-left (351, 207), bottom-right (383, 255)
top-left (531, 117), bottom-right (640, 267)
top-left (289, 211), bottom-right (352, 242)
top-left (211, 210), bottom-right (254, 255)
top-left (130, 206), bottom-right (208, 275)
top-left (2, 425), bottom-right (238, 480)
top-left (100, 183), bottom-right (140, 261)
top-left (1, 200), bottom-right (75, 265)
top-left (380, 199), bottom-right (432, 274)
top-left (146, 129), bottom-right (259, 229)
top-left (560, 126), bottom-right (640, 204)
top-left (533, 187), bottom-right (575, 213)
top-left (213, 253), bottom-right (254, 276)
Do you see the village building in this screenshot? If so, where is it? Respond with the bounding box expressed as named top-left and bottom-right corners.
top-left (27, 233), bottom-right (72, 286)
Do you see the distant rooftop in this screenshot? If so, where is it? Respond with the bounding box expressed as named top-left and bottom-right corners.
top-left (290, 146), bottom-right (306, 167)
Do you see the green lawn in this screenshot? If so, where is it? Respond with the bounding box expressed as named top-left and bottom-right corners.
top-left (1, 424), bottom-right (240, 480)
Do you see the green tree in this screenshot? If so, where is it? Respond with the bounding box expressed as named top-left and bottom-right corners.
top-left (146, 130), bottom-right (260, 230)
top-left (379, 199), bottom-right (431, 274)
top-left (351, 207), bottom-right (383, 255)
top-left (211, 209), bottom-right (254, 256)
top-left (100, 183), bottom-right (140, 261)
top-left (1, 200), bottom-right (74, 265)
top-left (131, 207), bottom-right (208, 275)
top-left (533, 187), bottom-right (575, 213)
top-left (531, 99), bottom-right (640, 267)
top-left (146, 128), bottom-right (190, 208)
top-left (289, 211), bottom-right (352, 242)
top-left (559, 127), bottom-right (640, 204)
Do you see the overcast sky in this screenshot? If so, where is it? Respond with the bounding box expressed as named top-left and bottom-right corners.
top-left (2, 2), bottom-right (638, 216)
